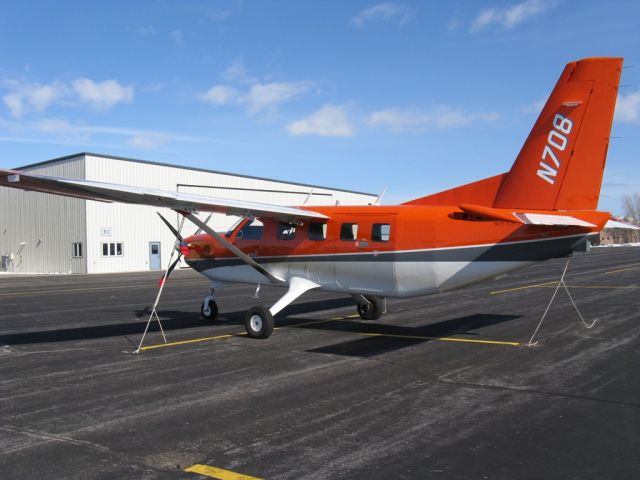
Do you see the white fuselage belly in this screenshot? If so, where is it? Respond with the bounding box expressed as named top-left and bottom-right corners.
top-left (194, 258), bottom-right (533, 298)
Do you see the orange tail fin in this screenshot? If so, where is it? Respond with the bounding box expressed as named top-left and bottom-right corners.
top-left (493, 57), bottom-right (623, 211)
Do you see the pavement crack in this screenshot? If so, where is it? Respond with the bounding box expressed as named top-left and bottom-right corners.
top-left (438, 378), bottom-right (640, 409)
top-left (0, 424), bottom-right (114, 455)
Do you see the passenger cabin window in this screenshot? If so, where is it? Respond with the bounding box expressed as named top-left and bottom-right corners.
top-left (308, 222), bottom-right (327, 241)
top-left (340, 223), bottom-right (358, 241)
top-left (277, 223), bottom-right (296, 240)
top-left (372, 223), bottom-right (391, 242)
top-left (237, 219), bottom-right (263, 240)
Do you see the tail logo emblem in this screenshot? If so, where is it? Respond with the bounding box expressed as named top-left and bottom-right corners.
top-left (537, 113), bottom-right (573, 185)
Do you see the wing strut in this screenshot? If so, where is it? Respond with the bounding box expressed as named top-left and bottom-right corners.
top-left (181, 211), bottom-right (285, 284)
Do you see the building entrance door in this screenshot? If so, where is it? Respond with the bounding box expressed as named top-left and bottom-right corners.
top-left (149, 242), bottom-right (161, 270)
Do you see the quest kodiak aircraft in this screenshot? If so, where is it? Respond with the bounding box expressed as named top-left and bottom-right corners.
top-left (0, 57), bottom-right (625, 339)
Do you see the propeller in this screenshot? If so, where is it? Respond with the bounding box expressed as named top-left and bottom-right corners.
top-left (155, 212), bottom-right (214, 287)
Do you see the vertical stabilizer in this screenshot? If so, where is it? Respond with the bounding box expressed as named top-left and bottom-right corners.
top-left (493, 57), bottom-right (623, 211)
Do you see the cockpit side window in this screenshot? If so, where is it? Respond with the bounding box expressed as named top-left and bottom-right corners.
top-left (237, 219), bottom-right (264, 240)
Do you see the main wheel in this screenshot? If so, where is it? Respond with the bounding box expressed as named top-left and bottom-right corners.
top-left (201, 299), bottom-right (219, 322)
top-left (357, 296), bottom-right (383, 320)
top-left (245, 305), bottom-right (274, 339)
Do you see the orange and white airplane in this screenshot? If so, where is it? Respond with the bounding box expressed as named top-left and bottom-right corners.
top-left (0, 57), bottom-right (626, 339)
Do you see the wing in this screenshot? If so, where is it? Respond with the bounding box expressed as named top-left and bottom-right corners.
top-left (0, 169), bottom-right (328, 223)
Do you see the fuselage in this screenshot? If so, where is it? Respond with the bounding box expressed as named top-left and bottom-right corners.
top-left (184, 204), bottom-right (606, 298)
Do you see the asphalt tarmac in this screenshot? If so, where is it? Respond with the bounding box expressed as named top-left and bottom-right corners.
top-left (0, 247), bottom-right (639, 480)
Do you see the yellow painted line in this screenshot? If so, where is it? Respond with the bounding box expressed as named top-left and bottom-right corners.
top-left (184, 463), bottom-right (262, 480)
top-left (0, 281), bottom-right (204, 297)
top-left (558, 285), bottom-right (640, 289)
top-left (604, 265), bottom-right (640, 275)
top-left (139, 318), bottom-right (339, 351)
top-left (361, 332), bottom-right (520, 347)
top-left (139, 332), bottom-right (245, 351)
top-left (490, 281), bottom-right (557, 295)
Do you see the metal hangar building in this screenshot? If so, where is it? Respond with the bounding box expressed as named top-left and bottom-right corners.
top-left (0, 153), bottom-right (376, 274)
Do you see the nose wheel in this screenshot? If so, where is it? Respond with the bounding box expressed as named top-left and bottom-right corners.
top-left (244, 306), bottom-right (274, 339)
top-left (201, 296), bottom-right (218, 322)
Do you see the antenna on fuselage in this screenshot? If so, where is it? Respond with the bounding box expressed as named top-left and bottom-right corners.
top-left (373, 186), bottom-right (387, 205)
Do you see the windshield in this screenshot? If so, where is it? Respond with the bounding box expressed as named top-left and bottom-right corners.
top-left (225, 217), bottom-right (246, 237)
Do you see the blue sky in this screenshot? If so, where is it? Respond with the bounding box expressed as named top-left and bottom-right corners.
top-left (0, 0), bottom-right (638, 213)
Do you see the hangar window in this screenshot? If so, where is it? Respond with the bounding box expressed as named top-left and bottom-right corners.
top-left (308, 222), bottom-right (327, 241)
top-left (237, 219), bottom-right (263, 240)
top-left (72, 242), bottom-right (83, 258)
top-left (372, 224), bottom-right (391, 242)
top-left (102, 242), bottom-right (124, 257)
top-left (340, 223), bottom-right (358, 241)
top-left (277, 224), bottom-right (296, 241)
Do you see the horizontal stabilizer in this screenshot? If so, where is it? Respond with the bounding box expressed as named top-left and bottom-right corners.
top-left (0, 169), bottom-right (328, 223)
top-left (459, 204), bottom-right (596, 227)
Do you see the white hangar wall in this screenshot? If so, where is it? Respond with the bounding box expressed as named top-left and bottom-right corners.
top-left (0, 157), bottom-right (87, 274)
top-left (1, 153), bottom-right (376, 274)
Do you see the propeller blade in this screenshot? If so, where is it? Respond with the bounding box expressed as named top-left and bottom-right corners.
top-left (157, 212), bottom-right (184, 242)
top-left (158, 255), bottom-right (182, 287)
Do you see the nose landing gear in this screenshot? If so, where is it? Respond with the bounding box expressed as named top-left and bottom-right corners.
top-left (201, 290), bottom-right (218, 322)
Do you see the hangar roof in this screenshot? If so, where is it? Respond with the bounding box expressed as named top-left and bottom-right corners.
top-left (16, 152), bottom-right (375, 197)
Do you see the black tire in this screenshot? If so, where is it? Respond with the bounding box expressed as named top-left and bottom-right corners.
top-left (201, 299), bottom-right (218, 322)
top-left (357, 296), bottom-right (383, 320)
top-left (245, 305), bottom-right (274, 339)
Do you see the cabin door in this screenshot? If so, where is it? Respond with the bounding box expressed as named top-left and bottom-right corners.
top-left (334, 214), bottom-right (397, 296)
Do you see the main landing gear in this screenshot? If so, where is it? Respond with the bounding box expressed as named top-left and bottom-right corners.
top-left (355, 295), bottom-right (384, 320)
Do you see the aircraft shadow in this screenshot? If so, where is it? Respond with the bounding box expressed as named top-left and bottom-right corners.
top-left (300, 313), bottom-right (523, 357)
top-left (0, 298), bottom-right (355, 346)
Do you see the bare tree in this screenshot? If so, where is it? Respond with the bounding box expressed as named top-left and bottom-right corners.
top-left (622, 193), bottom-right (640, 224)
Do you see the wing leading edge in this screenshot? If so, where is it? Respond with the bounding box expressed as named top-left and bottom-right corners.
top-left (0, 169), bottom-right (328, 223)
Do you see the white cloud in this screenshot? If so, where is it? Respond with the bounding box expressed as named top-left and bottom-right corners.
top-left (72, 79), bottom-right (134, 110)
top-left (287, 105), bottom-right (354, 137)
top-left (470, 0), bottom-right (555, 32)
top-left (222, 58), bottom-right (254, 84)
top-left (128, 133), bottom-right (167, 149)
top-left (244, 82), bottom-right (312, 113)
top-left (2, 81), bottom-right (67, 118)
top-left (200, 81), bottom-right (313, 114)
top-left (351, 2), bottom-right (415, 28)
top-left (3, 93), bottom-right (24, 118)
top-left (368, 106), bottom-right (499, 133)
top-left (615, 91), bottom-right (640, 123)
top-left (200, 85), bottom-right (239, 105)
